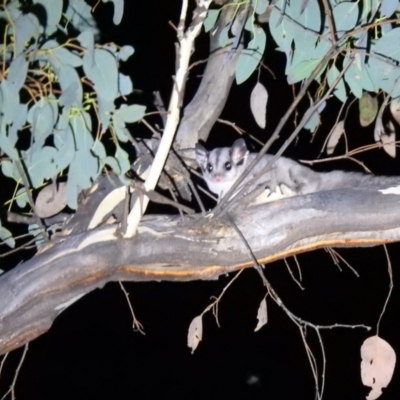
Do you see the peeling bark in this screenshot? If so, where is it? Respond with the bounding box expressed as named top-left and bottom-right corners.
top-left (1, 186), bottom-right (400, 355)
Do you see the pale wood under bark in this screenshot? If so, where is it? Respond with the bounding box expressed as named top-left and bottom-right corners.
top-left (1, 186), bottom-right (400, 355)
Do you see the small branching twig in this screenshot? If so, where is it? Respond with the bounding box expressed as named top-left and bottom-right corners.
top-left (118, 282), bottom-right (145, 335)
top-left (1, 344), bottom-right (28, 400)
top-left (0, 353), bottom-right (8, 382)
top-left (283, 258), bottom-right (305, 290)
top-left (326, 248), bottom-right (359, 276)
top-left (376, 245), bottom-right (393, 335)
top-left (200, 269), bottom-right (244, 327)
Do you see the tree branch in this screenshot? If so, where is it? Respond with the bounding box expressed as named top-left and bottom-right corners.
top-left (1, 187), bottom-right (400, 355)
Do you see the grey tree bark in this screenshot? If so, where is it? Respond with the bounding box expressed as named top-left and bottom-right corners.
top-left (1, 186), bottom-right (400, 355)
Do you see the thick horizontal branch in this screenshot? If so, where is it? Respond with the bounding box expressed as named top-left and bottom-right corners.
top-left (1, 187), bottom-right (400, 354)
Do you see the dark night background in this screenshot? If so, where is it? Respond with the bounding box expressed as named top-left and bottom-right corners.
top-left (1, 1), bottom-right (400, 399)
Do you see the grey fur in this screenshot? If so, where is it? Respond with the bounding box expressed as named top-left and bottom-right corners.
top-left (195, 139), bottom-right (400, 200)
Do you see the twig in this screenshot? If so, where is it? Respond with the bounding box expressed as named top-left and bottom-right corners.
top-left (321, 0), bottom-right (336, 45)
top-left (118, 282), bottom-right (145, 335)
top-left (131, 181), bottom-right (194, 214)
top-left (7, 212), bottom-right (69, 225)
top-left (201, 269), bottom-right (244, 327)
top-left (283, 258), bottom-right (304, 290)
top-left (0, 236), bottom-right (40, 258)
top-left (187, 179), bottom-right (206, 213)
top-left (1, 343), bottom-right (29, 400)
top-left (0, 352), bottom-right (8, 382)
top-left (153, 91), bottom-right (167, 127)
top-left (376, 245), bottom-right (393, 335)
top-left (327, 248), bottom-right (359, 276)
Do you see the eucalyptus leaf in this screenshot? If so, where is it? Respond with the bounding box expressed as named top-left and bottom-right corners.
top-left (118, 45), bottom-right (135, 61)
top-left (97, 96), bottom-right (115, 133)
top-left (1, 79), bottom-right (20, 125)
top-left (8, 103), bottom-right (27, 147)
top-left (204, 9), bottom-right (220, 32)
top-left (114, 104), bottom-right (146, 124)
top-left (372, 27), bottom-right (400, 62)
top-left (287, 59), bottom-right (320, 84)
top-left (29, 146), bottom-right (59, 183)
top-left (115, 146), bottom-right (131, 175)
top-left (0, 121), bottom-right (18, 160)
top-left (269, 0), bottom-right (295, 55)
top-left (78, 30), bottom-right (95, 66)
top-left (92, 139), bottom-right (107, 160)
top-left (54, 126), bottom-right (76, 172)
top-left (67, 147), bottom-right (100, 209)
top-left (236, 25), bottom-right (266, 84)
top-left (103, 0), bottom-right (124, 25)
top-left (218, 24), bottom-right (232, 48)
top-left (344, 64), bottom-right (363, 98)
top-left (103, 156), bottom-right (121, 174)
top-left (65, 0), bottom-right (99, 36)
top-left (0, 226), bottom-right (15, 248)
top-left (28, 99), bottom-right (56, 147)
top-left (332, 2), bottom-right (359, 38)
top-left (59, 65), bottom-right (83, 107)
top-left (253, 0), bottom-right (269, 15)
top-left (113, 124), bottom-right (131, 142)
top-left (327, 65), bottom-right (347, 103)
top-left (7, 53), bottom-right (28, 93)
top-left (293, 0), bottom-right (320, 53)
top-left (33, 0), bottom-right (63, 34)
top-left (36, 40), bottom-right (83, 74)
top-left (16, 187), bottom-right (28, 208)
top-left (70, 113), bottom-right (94, 151)
top-left (304, 101), bottom-right (326, 132)
top-left (14, 13), bottom-right (40, 55)
top-left (83, 48), bottom-right (119, 102)
top-left (380, 0), bottom-right (399, 17)
top-left (1, 160), bottom-right (21, 181)
top-left (119, 73), bottom-right (133, 96)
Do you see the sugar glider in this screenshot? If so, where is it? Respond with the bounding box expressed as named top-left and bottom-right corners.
top-left (195, 139), bottom-right (400, 201)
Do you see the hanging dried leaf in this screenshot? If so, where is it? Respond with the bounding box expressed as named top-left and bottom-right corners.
top-left (359, 92), bottom-right (378, 127)
top-left (187, 315), bottom-right (203, 354)
top-left (35, 182), bottom-right (67, 218)
top-left (327, 120), bottom-right (345, 155)
top-left (361, 335), bottom-right (396, 400)
top-left (250, 82), bottom-right (268, 129)
top-left (374, 103), bottom-right (386, 141)
top-left (381, 132), bottom-right (396, 158)
top-left (389, 98), bottom-right (400, 125)
top-left (254, 298), bottom-right (268, 332)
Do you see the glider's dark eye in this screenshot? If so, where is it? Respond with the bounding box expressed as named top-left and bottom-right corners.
top-left (224, 162), bottom-right (232, 171)
top-left (207, 163), bottom-right (213, 172)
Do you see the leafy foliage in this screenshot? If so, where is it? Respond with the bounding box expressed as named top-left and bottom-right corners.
top-left (0, 0), bottom-right (144, 216)
top-left (204, 0), bottom-right (400, 135)
top-left (1, 0), bottom-right (400, 249)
